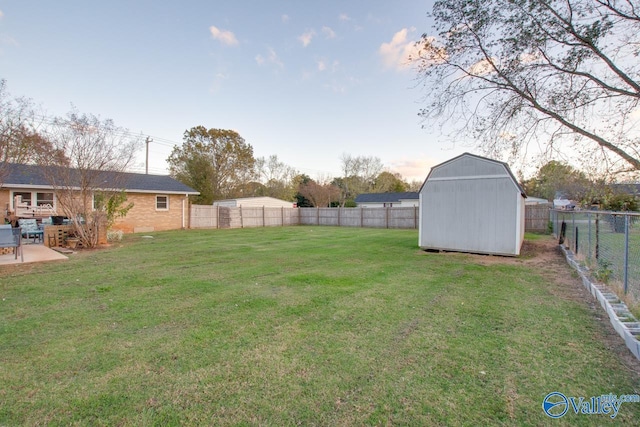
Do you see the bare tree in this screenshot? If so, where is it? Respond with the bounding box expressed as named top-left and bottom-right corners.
top-left (255, 155), bottom-right (299, 200)
top-left (338, 153), bottom-right (384, 205)
top-left (415, 0), bottom-right (640, 174)
top-left (0, 80), bottom-right (60, 182)
top-left (298, 180), bottom-right (341, 207)
top-left (42, 111), bottom-right (141, 247)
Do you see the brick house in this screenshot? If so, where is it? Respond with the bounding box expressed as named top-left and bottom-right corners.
top-left (1, 163), bottom-right (199, 233)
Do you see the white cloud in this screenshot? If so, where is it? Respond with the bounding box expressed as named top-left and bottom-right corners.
top-left (210, 72), bottom-right (229, 94)
top-left (298, 30), bottom-right (315, 47)
top-left (338, 13), bottom-right (351, 22)
top-left (0, 10), bottom-right (4, 19)
top-left (281, 14), bottom-right (290, 23)
top-left (468, 58), bottom-right (496, 75)
top-left (316, 58), bottom-right (339, 73)
top-left (379, 27), bottom-right (420, 71)
top-left (0, 35), bottom-right (18, 48)
top-left (209, 25), bottom-right (239, 46)
top-left (324, 80), bottom-right (347, 94)
top-left (255, 47), bottom-right (284, 69)
top-left (388, 156), bottom-right (438, 181)
top-left (322, 26), bottom-right (336, 39)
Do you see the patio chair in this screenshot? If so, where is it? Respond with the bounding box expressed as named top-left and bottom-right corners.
top-left (0, 225), bottom-right (23, 262)
top-left (18, 219), bottom-right (44, 243)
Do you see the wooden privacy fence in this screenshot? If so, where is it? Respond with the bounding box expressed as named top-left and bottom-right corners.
top-left (190, 204), bottom-right (550, 231)
top-left (299, 207), bottom-right (419, 228)
top-left (190, 206), bottom-right (419, 229)
top-left (190, 205), bottom-right (300, 229)
top-left (525, 204), bottom-right (551, 233)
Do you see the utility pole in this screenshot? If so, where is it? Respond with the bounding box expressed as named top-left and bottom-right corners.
top-left (145, 137), bottom-right (152, 174)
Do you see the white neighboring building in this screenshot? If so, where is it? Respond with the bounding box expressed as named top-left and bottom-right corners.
top-left (213, 196), bottom-right (295, 208)
top-left (525, 197), bottom-right (550, 205)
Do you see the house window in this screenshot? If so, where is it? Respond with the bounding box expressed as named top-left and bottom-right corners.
top-left (36, 192), bottom-right (54, 207)
top-left (14, 192), bottom-right (32, 206)
top-left (156, 195), bottom-right (169, 211)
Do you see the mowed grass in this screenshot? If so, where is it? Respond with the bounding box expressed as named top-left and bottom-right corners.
top-left (1, 227), bottom-right (639, 426)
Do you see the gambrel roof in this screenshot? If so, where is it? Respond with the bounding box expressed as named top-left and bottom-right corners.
top-left (419, 153), bottom-right (526, 197)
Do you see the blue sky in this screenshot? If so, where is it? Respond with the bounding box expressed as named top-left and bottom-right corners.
top-left (0, 1), bottom-right (470, 181)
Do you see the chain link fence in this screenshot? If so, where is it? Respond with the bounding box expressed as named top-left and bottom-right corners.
top-left (552, 209), bottom-right (640, 303)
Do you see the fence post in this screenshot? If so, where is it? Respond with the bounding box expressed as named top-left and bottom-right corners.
top-left (587, 212), bottom-right (592, 263)
top-left (571, 213), bottom-right (576, 252)
top-left (240, 206), bottom-right (243, 228)
top-left (360, 207), bottom-right (363, 228)
top-left (414, 206), bottom-right (418, 229)
top-left (624, 215), bottom-right (630, 294)
top-left (386, 207), bottom-right (389, 229)
top-left (595, 214), bottom-right (599, 260)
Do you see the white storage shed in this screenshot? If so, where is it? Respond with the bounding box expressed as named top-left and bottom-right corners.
top-left (419, 153), bottom-right (527, 256)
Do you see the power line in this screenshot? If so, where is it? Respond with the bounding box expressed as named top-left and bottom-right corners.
top-left (25, 113), bottom-right (341, 178)
top-left (31, 113), bottom-right (183, 147)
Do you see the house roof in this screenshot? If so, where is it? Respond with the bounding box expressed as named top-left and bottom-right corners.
top-left (419, 152), bottom-right (526, 197)
top-left (1, 162), bottom-right (199, 195)
top-left (354, 192), bottom-right (419, 203)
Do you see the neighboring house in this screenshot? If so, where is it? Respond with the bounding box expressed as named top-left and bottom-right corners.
top-left (419, 153), bottom-right (527, 256)
top-left (525, 197), bottom-right (551, 205)
top-left (0, 163), bottom-right (199, 233)
top-left (213, 196), bottom-right (295, 208)
top-left (354, 192), bottom-right (419, 208)
top-left (553, 198), bottom-right (576, 210)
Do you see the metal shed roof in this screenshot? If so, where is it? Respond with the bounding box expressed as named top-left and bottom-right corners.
top-left (419, 153), bottom-right (526, 198)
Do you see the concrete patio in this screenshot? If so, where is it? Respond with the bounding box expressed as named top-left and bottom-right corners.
top-left (0, 244), bottom-right (69, 266)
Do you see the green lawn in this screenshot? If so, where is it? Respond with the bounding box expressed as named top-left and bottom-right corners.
top-left (1, 227), bottom-right (639, 425)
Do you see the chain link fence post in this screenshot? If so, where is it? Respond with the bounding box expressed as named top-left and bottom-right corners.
top-left (624, 215), bottom-right (630, 294)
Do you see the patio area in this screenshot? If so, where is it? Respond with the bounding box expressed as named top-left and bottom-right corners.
top-left (0, 244), bottom-right (69, 266)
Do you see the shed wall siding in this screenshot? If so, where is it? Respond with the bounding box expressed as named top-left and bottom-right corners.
top-left (421, 177), bottom-right (518, 254)
top-left (419, 153), bottom-right (527, 256)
